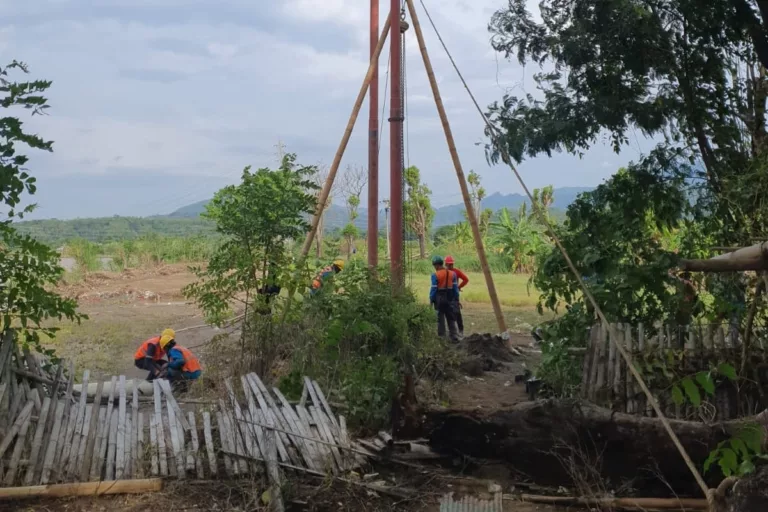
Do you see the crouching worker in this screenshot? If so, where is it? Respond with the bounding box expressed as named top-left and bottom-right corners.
top-left (165, 339), bottom-right (202, 391)
top-left (134, 328), bottom-right (174, 381)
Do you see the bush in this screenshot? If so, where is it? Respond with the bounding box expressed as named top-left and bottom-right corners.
top-left (280, 265), bottom-right (451, 432)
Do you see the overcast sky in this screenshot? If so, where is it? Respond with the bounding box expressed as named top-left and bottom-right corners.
top-left (1, 0), bottom-right (653, 220)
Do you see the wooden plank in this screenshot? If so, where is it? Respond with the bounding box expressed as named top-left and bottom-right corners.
top-left (40, 401), bottom-right (65, 484)
top-left (310, 406), bottom-right (344, 470)
top-left (296, 405), bottom-right (331, 471)
top-left (39, 361), bottom-right (64, 466)
top-left (24, 396), bottom-right (51, 485)
top-left (240, 376), bottom-right (265, 458)
top-left (149, 413), bottom-right (159, 477)
top-left (245, 375), bottom-right (291, 464)
top-left (166, 395), bottom-right (185, 478)
top-left (156, 412), bottom-right (168, 477)
top-left (225, 378), bottom-right (255, 462)
top-left (124, 415), bottom-right (132, 478)
top-left (606, 324), bottom-right (617, 402)
top-left (79, 380), bottom-right (103, 480)
top-left (188, 412), bottom-right (204, 479)
top-left (263, 428), bottom-right (285, 512)
top-left (220, 402), bottom-right (247, 474)
top-left (115, 376), bottom-right (127, 479)
top-left (273, 387), bottom-right (320, 471)
top-left (4, 407), bottom-right (33, 485)
top-left (137, 412), bottom-right (145, 478)
top-left (303, 376), bottom-right (321, 408)
top-left (91, 376), bottom-right (117, 480)
top-left (624, 325), bottom-right (636, 414)
top-left (21, 346), bottom-right (46, 406)
top-left (158, 379), bottom-right (190, 431)
top-left (131, 379), bottom-right (139, 479)
top-left (580, 326), bottom-right (596, 398)
top-left (310, 380), bottom-right (340, 431)
top-left (215, 411), bottom-right (234, 477)
top-left (0, 400), bottom-right (35, 460)
top-left (0, 478), bottom-right (164, 499)
top-left (106, 408), bottom-right (119, 480)
top-left (70, 403), bottom-right (92, 478)
top-left (62, 370), bottom-right (90, 475)
top-left (299, 383), bottom-right (308, 408)
top-left (202, 411), bottom-right (217, 477)
top-left (594, 324), bottom-right (608, 400)
top-left (56, 401), bottom-right (76, 480)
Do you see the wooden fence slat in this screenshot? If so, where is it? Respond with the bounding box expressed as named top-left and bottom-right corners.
top-left (106, 407), bottom-right (119, 480)
top-left (57, 404), bottom-right (79, 477)
top-left (132, 379), bottom-right (139, 478)
top-left (41, 400), bottom-right (65, 484)
top-left (158, 379), bottom-right (190, 431)
top-left (24, 396), bottom-right (51, 485)
top-left (188, 411), bottom-right (204, 479)
top-left (125, 415), bottom-right (133, 478)
top-left (137, 411), bottom-right (145, 478)
top-left (240, 376), bottom-right (265, 458)
top-left (166, 394), bottom-right (185, 478)
top-left (215, 411), bottom-right (234, 477)
top-left (149, 412), bottom-right (159, 477)
top-left (4, 406), bottom-right (33, 485)
top-left (202, 411), bottom-right (217, 477)
top-left (72, 404), bottom-right (92, 477)
top-left (152, 380), bottom-right (168, 476)
top-left (80, 381), bottom-right (104, 480)
top-left (115, 376), bottom-right (127, 479)
top-left (309, 405), bottom-right (344, 471)
top-left (91, 376), bottom-right (117, 481)
top-left (66, 370), bottom-right (90, 477)
top-left (594, 324), bottom-right (607, 399)
top-left (273, 386), bottom-right (319, 471)
top-left (0, 400), bottom-right (35, 460)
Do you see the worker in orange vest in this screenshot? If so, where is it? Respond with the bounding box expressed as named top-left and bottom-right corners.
top-left (134, 328), bottom-right (175, 381)
top-left (430, 256), bottom-right (459, 341)
top-left (163, 339), bottom-right (202, 391)
top-left (445, 255), bottom-right (469, 339)
top-left (310, 259), bottom-right (345, 295)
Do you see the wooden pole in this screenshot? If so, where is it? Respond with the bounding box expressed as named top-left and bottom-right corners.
top-left (0, 478), bottom-right (163, 500)
top-left (520, 493), bottom-right (707, 510)
top-left (299, 17), bottom-right (392, 260)
top-left (367, 0), bottom-right (380, 270)
top-left (405, 0), bottom-right (507, 332)
top-left (680, 242), bottom-right (768, 272)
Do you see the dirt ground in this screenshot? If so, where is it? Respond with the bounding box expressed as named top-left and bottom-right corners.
top-left (16, 266), bottom-right (567, 512)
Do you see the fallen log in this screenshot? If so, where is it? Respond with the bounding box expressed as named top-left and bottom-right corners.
top-left (0, 478), bottom-right (163, 500)
top-left (426, 400), bottom-right (752, 497)
top-left (711, 466), bottom-right (768, 512)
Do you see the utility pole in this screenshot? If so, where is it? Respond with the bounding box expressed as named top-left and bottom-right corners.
top-left (367, 0), bottom-right (380, 270)
top-left (275, 138), bottom-right (286, 164)
top-left (389, 0), bottom-right (405, 289)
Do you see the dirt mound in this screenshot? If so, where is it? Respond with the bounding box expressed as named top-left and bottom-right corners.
top-left (459, 333), bottom-right (519, 362)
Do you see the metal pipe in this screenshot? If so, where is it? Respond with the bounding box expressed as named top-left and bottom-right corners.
top-left (367, 0), bottom-right (380, 270)
top-left (389, 0), bottom-right (404, 289)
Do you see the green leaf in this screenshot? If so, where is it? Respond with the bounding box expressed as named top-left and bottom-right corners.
top-left (703, 451), bottom-right (717, 474)
top-left (717, 363), bottom-right (737, 381)
top-left (719, 448), bottom-right (738, 476)
top-left (729, 438), bottom-right (749, 459)
top-left (738, 459), bottom-right (756, 475)
top-left (695, 371), bottom-right (715, 396)
top-left (681, 377), bottom-right (701, 408)
top-left (671, 385), bottom-right (684, 406)
top-left (739, 425), bottom-right (764, 454)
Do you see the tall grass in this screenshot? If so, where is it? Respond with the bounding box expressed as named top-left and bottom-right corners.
top-left (63, 238), bottom-right (102, 273)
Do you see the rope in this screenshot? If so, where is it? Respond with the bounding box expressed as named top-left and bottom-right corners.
top-left (410, 0), bottom-right (713, 504)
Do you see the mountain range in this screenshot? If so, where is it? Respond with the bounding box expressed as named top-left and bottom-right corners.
top-left (168, 187), bottom-right (593, 231)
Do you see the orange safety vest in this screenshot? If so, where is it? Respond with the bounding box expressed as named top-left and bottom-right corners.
top-left (134, 336), bottom-right (165, 361)
top-left (173, 346), bottom-right (202, 373)
top-left (434, 268), bottom-right (456, 290)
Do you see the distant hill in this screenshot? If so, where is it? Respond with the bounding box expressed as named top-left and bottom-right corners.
top-left (16, 186), bottom-right (592, 245)
top-left (167, 186), bottom-right (593, 230)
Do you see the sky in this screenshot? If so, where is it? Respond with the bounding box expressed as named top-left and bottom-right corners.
top-left (1, 0), bottom-right (655, 220)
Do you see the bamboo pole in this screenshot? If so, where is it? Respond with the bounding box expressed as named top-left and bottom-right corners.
top-left (299, 16), bottom-right (392, 260)
top-left (405, 0), bottom-right (507, 332)
top-left (520, 493), bottom-right (707, 510)
top-left (0, 479), bottom-right (163, 500)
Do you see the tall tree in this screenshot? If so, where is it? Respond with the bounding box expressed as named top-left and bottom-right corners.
top-left (184, 154), bottom-right (318, 328)
top-left (465, 170), bottom-right (493, 238)
top-left (487, 0), bottom-right (768, 243)
top-left (404, 166), bottom-right (435, 259)
top-left (0, 61), bottom-right (84, 349)
top-left (340, 165), bottom-right (366, 258)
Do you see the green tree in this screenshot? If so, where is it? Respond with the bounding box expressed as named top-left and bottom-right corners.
top-left (491, 205), bottom-right (544, 273)
top-left (340, 165), bottom-right (366, 258)
top-left (531, 185), bottom-right (554, 222)
top-left (404, 166), bottom-right (435, 258)
top-left (184, 154), bottom-right (318, 327)
top-left (487, 0), bottom-right (768, 243)
top-left (533, 159), bottom-right (689, 326)
top-left (465, 170), bottom-right (493, 238)
top-left (0, 61), bottom-right (83, 348)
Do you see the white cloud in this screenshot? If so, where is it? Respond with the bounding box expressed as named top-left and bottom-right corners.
top-left (2, 0), bottom-right (637, 219)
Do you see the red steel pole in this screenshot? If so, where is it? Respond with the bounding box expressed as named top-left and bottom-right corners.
top-left (389, 0), bottom-right (404, 288)
top-left (367, 0), bottom-right (380, 270)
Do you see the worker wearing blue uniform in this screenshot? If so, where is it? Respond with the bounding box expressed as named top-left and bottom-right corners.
top-left (429, 256), bottom-right (459, 341)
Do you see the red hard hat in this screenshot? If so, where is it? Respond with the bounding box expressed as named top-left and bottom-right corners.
top-left (444, 255), bottom-right (455, 265)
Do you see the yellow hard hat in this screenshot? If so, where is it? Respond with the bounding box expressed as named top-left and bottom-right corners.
top-left (159, 328), bottom-right (175, 349)
top-left (333, 259), bottom-right (345, 271)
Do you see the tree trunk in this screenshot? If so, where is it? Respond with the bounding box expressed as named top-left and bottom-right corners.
top-left (425, 400), bottom-right (751, 497)
top-left (418, 233), bottom-right (426, 259)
